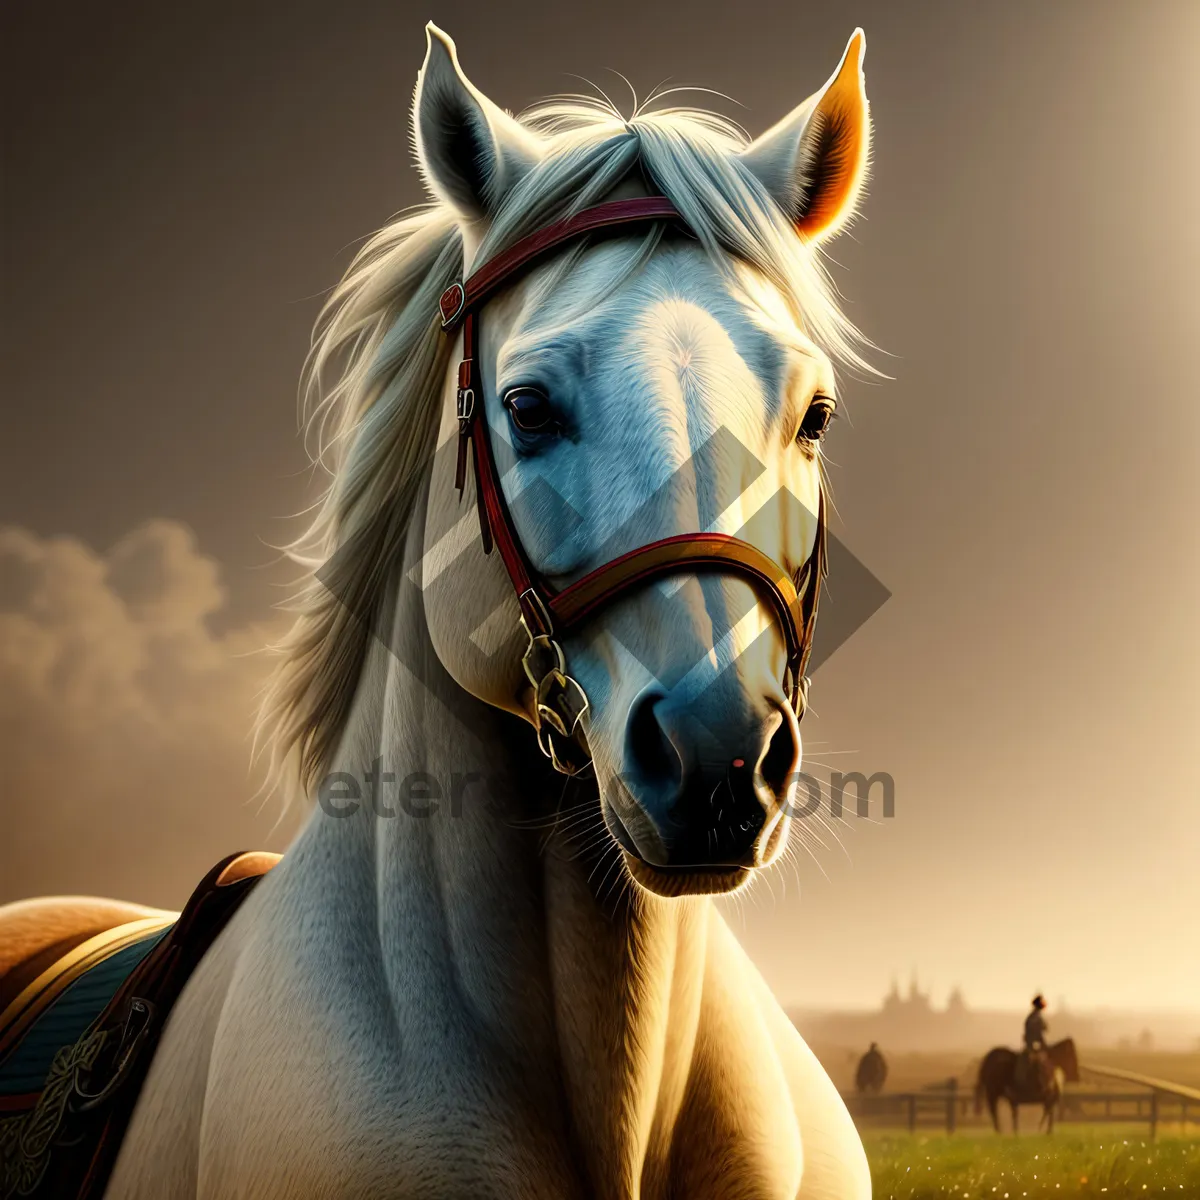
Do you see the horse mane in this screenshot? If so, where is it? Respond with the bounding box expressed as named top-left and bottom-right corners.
top-left (255, 93), bottom-right (874, 799)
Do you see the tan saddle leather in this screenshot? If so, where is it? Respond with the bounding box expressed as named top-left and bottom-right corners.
top-left (0, 851), bottom-right (279, 1199)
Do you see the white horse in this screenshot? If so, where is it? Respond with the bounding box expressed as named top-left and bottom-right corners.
top-left (34, 24), bottom-right (882, 1198)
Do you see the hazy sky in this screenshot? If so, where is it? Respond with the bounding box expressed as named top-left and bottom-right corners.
top-left (2, 0), bottom-right (1198, 1013)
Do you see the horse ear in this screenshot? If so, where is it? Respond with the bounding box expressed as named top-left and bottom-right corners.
top-left (412, 25), bottom-right (545, 218)
top-left (738, 29), bottom-right (870, 242)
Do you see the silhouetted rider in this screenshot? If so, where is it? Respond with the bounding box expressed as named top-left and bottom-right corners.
top-left (1024, 994), bottom-right (1049, 1051)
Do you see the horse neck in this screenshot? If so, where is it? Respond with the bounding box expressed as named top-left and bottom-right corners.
top-left (1048, 1039), bottom-right (1076, 1075)
top-left (301, 508), bottom-right (714, 1194)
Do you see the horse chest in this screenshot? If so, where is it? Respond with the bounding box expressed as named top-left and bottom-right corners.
top-left (192, 960), bottom-right (588, 1200)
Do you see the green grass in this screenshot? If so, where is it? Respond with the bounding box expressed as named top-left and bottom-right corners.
top-left (864, 1130), bottom-right (1200, 1198)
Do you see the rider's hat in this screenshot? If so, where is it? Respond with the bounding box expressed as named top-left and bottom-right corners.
top-left (1031, 994), bottom-right (1046, 1009)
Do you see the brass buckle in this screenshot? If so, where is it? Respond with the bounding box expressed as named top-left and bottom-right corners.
top-left (520, 619), bottom-right (591, 775)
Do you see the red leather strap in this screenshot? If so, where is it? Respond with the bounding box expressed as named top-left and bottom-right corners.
top-left (466, 397), bottom-right (548, 632)
top-left (549, 532), bottom-right (805, 662)
top-left (440, 196), bottom-right (683, 331)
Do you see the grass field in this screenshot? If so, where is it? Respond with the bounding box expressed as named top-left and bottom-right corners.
top-left (865, 1130), bottom-right (1200, 1198)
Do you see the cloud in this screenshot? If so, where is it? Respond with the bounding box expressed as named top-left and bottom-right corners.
top-left (0, 522), bottom-right (299, 908)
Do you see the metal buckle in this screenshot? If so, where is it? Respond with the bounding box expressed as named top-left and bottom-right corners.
top-left (456, 387), bottom-right (475, 423)
top-left (521, 631), bottom-right (566, 691)
top-left (520, 619), bottom-right (592, 775)
top-left (517, 588), bottom-right (553, 638)
top-left (72, 997), bottom-right (156, 1113)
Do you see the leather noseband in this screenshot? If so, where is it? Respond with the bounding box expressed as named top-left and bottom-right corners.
top-left (439, 196), bottom-right (827, 775)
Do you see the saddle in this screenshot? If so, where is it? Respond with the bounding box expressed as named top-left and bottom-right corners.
top-left (1013, 1046), bottom-right (1051, 1096)
top-left (0, 851), bottom-right (279, 1199)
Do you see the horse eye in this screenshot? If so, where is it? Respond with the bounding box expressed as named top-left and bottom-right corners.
top-left (797, 397), bottom-right (836, 444)
top-left (503, 387), bottom-right (557, 433)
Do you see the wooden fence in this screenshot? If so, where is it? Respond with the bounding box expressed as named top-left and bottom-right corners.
top-left (843, 1070), bottom-right (1200, 1138)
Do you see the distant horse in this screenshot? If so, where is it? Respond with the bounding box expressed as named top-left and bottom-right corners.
top-left (975, 1038), bottom-right (1080, 1133)
top-left (855, 1043), bottom-right (888, 1093)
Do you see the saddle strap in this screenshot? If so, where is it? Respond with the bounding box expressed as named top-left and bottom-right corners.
top-left (0, 851), bottom-right (278, 1200)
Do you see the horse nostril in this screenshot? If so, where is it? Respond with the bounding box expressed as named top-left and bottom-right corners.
top-left (667, 760), bottom-right (765, 867)
top-left (758, 709), bottom-right (799, 798)
top-left (619, 696), bottom-right (797, 869)
top-left (625, 689), bottom-right (680, 790)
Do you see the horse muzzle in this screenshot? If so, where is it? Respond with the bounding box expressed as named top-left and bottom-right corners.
top-left (599, 685), bottom-right (800, 896)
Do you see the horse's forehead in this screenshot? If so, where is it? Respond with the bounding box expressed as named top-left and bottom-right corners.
top-left (621, 296), bottom-right (769, 410)
top-left (518, 246), bottom-right (790, 434)
top-left (603, 249), bottom-right (782, 365)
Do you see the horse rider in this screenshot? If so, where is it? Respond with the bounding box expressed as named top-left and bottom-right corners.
top-left (1024, 994), bottom-right (1049, 1052)
top-left (1018, 994), bottom-right (1050, 1091)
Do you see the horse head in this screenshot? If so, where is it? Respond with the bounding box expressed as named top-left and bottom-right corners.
top-left (282, 25), bottom-right (873, 901)
top-left (416, 25), bottom-right (872, 898)
top-left (1050, 1037), bottom-right (1080, 1083)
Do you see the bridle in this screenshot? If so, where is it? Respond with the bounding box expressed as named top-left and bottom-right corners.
top-left (438, 196), bottom-right (827, 775)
